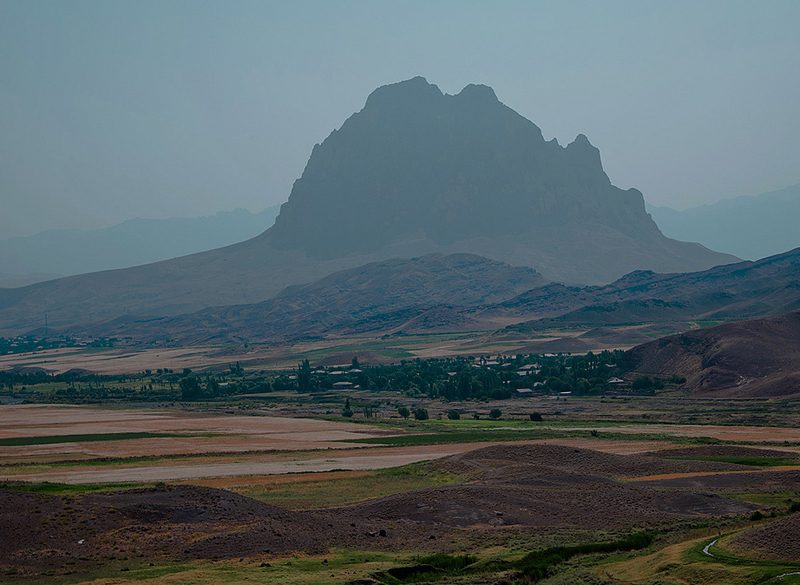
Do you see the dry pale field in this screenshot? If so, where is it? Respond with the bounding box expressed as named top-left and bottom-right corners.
top-left (0, 346), bottom-right (247, 375)
top-left (3, 404), bottom-right (800, 486)
top-left (0, 327), bottom-right (623, 375)
top-left (0, 404), bottom-right (394, 458)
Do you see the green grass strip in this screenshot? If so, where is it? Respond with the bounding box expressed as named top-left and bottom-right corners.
top-left (0, 431), bottom-right (182, 446)
top-left (514, 531), bottom-right (656, 580)
top-left (346, 429), bottom-right (557, 446)
top-left (0, 480), bottom-right (153, 494)
top-left (375, 532), bottom-right (656, 583)
top-left (662, 456), bottom-right (799, 467)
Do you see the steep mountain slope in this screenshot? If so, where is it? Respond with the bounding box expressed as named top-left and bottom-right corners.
top-left (648, 183), bottom-right (800, 261)
top-left (0, 78), bottom-right (736, 336)
top-left (270, 77), bottom-right (734, 281)
top-left (621, 312), bottom-right (800, 398)
top-left (0, 207), bottom-right (280, 285)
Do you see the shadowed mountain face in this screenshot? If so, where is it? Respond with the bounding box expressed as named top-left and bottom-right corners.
top-left (269, 77), bottom-right (735, 279)
top-left (0, 78), bottom-right (736, 336)
top-left (271, 78), bottom-right (650, 257)
top-left (621, 311), bottom-right (800, 398)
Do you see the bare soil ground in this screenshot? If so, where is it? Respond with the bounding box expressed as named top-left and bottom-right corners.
top-left (726, 514), bottom-right (800, 561)
top-left (3, 447), bottom-right (475, 484)
top-left (562, 423), bottom-right (800, 443)
top-left (652, 445), bottom-right (800, 458)
top-left (1, 441), bottom-right (669, 484)
top-left (0, 444), bottom-right (759, 581)
top-left (0, 405), bottom-right (396, 460)
top-left (0, 347), bottom-right (234, 375)
top-left (634, 468), bottom-right (800, 492)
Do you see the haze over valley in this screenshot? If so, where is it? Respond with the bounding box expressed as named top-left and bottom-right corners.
top-left (2, 3), bottom-right (800, 584)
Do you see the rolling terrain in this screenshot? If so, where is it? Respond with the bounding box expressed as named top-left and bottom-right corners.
top-left (0, 444), bottom-right (760, 581)
top-left (74, 247), bottom-right (800, 345)
top-left (621, 311), bottom-right (800, 398)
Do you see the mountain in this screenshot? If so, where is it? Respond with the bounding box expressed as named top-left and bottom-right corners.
top-left (621, 312), bottom-right (800, 398)
top-left (0, 272), bottom-right (62, 289)
top-left (78, 254), bottom-right (547, 343)
top-left (270, 77), bottom-right (735, 283)
top-left (648, 183), bottom-right (800, 261)
top-left (0, 207), bottom-right (280, 286)
top-left (0, 78), bottom-right (736, 336)
top-left (78, 248), bottom-right (800, 345)
top-left (502, 246), bottom-right (800, 329)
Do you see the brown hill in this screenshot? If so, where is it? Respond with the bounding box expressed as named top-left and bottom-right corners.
top-left (0, 445), bottom-right (758, 579)
top-left (79, 254), bottom-right (545, 343)
top-left (504, 246), bottom-right (800, 329)
top-left (727, 513), bottom-right (800, 561)
top-left (74, 247), bottom-right (800, 344)
top-left (0, 77), bottom-right (735, 337)
top-left (621, 311), bottom-right (800, 397)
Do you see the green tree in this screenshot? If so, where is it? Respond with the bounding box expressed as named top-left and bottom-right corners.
top-left (489, 408), bottom-right (501, 420)
top-left (205, 378), bottom-right (220, 397)
top-left (529, 412), bottom-right (543, 422)
top-left (341, 398), bottom-right (354, 418)
top-left (414, 407), bottom-right (429, 421)
top-left (297, 359), bottom-right (312, 393)
top-left (179, 376), bottom-right (202, 401)
top-left (398, 406), bottom-right (410, 419)
top-left (447, 409), bottom-right (460, 420)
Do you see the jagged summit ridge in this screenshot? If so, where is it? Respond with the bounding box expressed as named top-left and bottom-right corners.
top-left (270, 77), bottom-right (652, 259)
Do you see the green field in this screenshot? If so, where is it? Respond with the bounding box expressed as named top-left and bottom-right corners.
top-left (0, 431), bottom-right (186, 447)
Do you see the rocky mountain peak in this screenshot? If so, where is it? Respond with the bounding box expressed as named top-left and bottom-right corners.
top-left (270, 77), bottom-right (661, 260)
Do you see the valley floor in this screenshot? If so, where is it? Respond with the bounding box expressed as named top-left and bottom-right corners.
top-left (2, 397), bottom-right (800, 584)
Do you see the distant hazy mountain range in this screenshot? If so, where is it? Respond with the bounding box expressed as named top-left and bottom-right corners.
top-left (648, 183), bottom-right (800, 261)
top-left (0, 77), bottom-right (736, 336)
top-left (0, 207), bottom-right (280, 288)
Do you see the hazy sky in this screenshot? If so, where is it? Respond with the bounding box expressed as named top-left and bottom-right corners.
top-left (1, 1), bottom-right (799, 238)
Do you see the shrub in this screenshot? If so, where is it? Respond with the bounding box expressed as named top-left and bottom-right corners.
top-left (750, 510), bottom-right (764, 521)
top-left (418, 553), bottom-right (476, 571)
top-left (529, 412), bottom-right (542, 421)
top-left (414, 408), bottom-right (429, 421)
top-left (631, 376), bottom-right (654, 390)
top-left (447, 409), bottom-right (461, 420)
